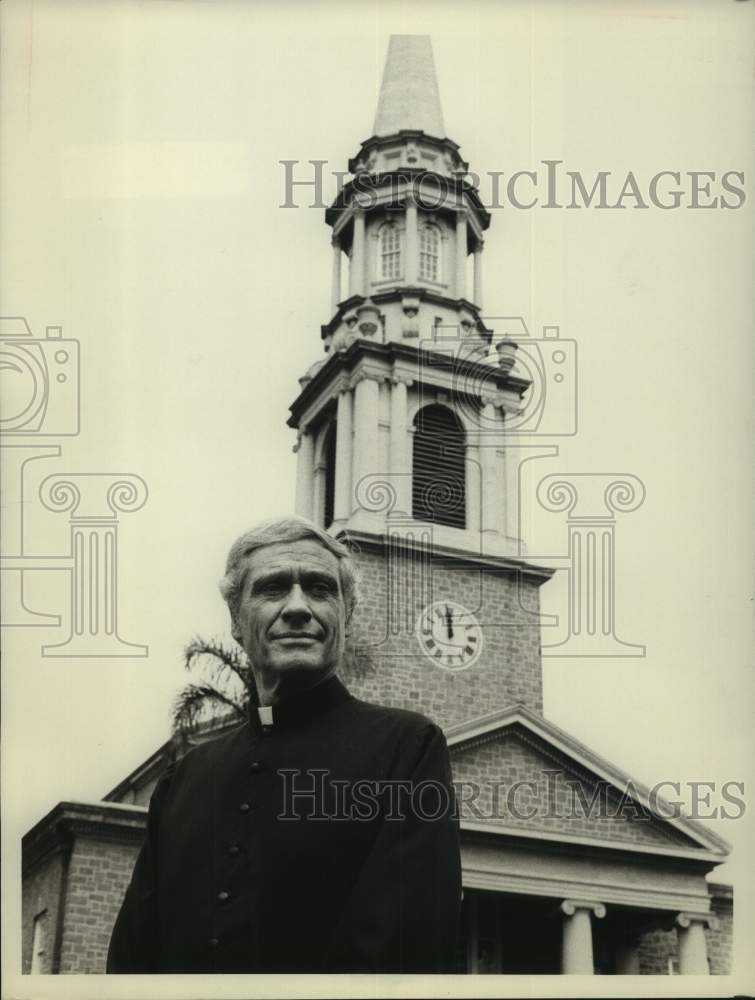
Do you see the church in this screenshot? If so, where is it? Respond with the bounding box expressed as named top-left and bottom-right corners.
top-left (22, 34), bottom-right (732, 977)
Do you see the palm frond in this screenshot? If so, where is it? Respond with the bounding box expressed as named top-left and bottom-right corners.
top-left (171, 682), bottom-right (248, 736)
top-left (183, 635), bottom-right (258, 705)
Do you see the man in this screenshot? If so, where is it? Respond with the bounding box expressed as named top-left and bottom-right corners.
top-left (107, 517), bottom-right (461, 974)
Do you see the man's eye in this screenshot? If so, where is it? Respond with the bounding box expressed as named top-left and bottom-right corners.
top-left (309, 583), bottom-right (332, 597)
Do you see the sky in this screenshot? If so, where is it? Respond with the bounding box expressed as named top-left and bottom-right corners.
top-left (2, 0), bottom-right (754, 989)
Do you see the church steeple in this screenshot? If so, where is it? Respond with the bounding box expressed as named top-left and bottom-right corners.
top-left (289, 35), bottom-right (530, 562)
top-left (373, 35), bottom-right (445, 139)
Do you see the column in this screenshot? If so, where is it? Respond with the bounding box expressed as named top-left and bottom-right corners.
top-left (389, 376), bottom-right (410, 512)
top-left (560, 900), bottom-right (605, 974)
top-left (330, 237), bottom-right (341, 312)
top-left (349, 210), bottom-right (366, 297)
top-left (294, 426), bottom-right (315, 519)
top-left (456, 210), bottom-right (467, 299)
top-left (333, 389), bottom-right (353, 522)
top-left (479, 399), bottom-right (498, 536)
top-left (39, 473), bottom-right (148, 656)
top-left (351, 374), bottom-right (380, 513)
top-left (473, 243), bottom-right (483, 306)
top-left (536, 473), bottom-right (646, 656)
top-left (465, 442), bottom-right (481, 534)
top-left (405, 197), bottom-right (418, 284)
top-left (676, 913), bottom-right (716, 974)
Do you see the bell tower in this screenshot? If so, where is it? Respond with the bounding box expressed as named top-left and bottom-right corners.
top-left (288, 35), bottom-right (552, 725)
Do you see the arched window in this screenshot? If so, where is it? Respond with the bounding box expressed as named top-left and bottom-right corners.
top-left (419, 223), bottom-right (441, 282)
top-left (412, 405), bottom-right (466, 529)
top-left (379, 222), bottom-right (402, 280)
top-left (323, 423), bottom-right (337, 529)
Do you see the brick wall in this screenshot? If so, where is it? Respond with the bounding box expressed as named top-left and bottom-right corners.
top-left (706, 884), bottom-right (733, 975)
top-left (57, 837), bottom-right (141, 974)
top-left (450, 731), bottom-right (697, 850)
top-left (637, 884), bottom-right (733, 975)
top-left (346, 547), bottom-right (545, 726)
top-left (23, 803), bottom-right (147, 976)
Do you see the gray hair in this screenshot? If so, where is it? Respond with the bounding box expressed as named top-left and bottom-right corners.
top-left (219, 516), bottom-right (359, 630)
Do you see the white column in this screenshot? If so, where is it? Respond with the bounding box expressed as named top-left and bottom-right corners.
top-left (560, 900), bottom-right (605, 974)
top-left (405, 198), bottom-right (418, 284)
top-left (294, 427), bottom-right (315, 519)
top-left (333, 389), bottom-right (353, 523)
top-left (479, 400), bottom-right (498, 536)
top-left (389, 376), bottom-right (410, 512)
top-left (455, 210), bottom-right (467, 299)
top-left (351, 374), bottom-right (380, 512)
top-left (676, 913), bottom-right (715, 975)
top-left (473, 243), bottom-right (483, 306)
top-left (330, 237), bottom-right (341, 312)
top-left (349, 210), bottom-right (366, 297)
top-left (465, 442), bottom-right (481, 534)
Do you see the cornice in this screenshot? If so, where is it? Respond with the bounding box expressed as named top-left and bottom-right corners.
top-left (289, 338), bottom-right (530, 428)
top-left (326, 165), bottom-right (491, 230)
top-left (23, 801), bottom-right (148, 876)
top-left (320, 289), bottom-right (494, 339)
top-left (338, 527), bottom-right (554, 585)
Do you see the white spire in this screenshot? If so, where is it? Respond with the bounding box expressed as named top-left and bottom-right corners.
top-left (373, 35), bottom-right (446, 138)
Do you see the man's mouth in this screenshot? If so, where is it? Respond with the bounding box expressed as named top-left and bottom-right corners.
top-left (272, 633), bottom-right (320, 642)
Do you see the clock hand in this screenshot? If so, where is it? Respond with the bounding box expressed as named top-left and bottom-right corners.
top-left (444, 605), bottom-right (454, 640)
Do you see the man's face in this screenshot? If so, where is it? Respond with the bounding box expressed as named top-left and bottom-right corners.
top-left (233, 539), bottom-right (346, 685)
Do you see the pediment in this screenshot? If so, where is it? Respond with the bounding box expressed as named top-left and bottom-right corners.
top-left (446, 705), bottom-right (729, 860)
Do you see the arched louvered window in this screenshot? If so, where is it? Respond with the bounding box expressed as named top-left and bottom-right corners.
top-left (323, 423), bottom-right (337, 529)
top-left (379, 223), bottom-right (402, 280)
top-left (412, 405), bottom-right (466, 529)
top-left (419, 223), bottom-right (441, 282)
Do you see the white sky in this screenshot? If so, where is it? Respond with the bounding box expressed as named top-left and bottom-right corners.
top-left (2, 0), bottom-right (754, 986)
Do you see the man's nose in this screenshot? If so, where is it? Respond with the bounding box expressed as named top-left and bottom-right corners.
top-left (280, 583), bottom-right (312, 623)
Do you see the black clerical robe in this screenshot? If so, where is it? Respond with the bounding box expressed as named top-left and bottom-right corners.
top-left (106, 676), bottom-right (461, 973)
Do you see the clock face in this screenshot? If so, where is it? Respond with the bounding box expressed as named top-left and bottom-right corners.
top-left (416, 601), bottom-right (483, 672)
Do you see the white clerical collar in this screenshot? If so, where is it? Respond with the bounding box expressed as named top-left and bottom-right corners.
top-left (257, 705), bottom-right (274, 726)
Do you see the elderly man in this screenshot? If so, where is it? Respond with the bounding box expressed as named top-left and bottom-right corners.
top-left (107, 517), bottom-right (461, 974)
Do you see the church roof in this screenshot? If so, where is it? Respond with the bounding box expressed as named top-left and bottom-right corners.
top-left (447, 704), bottom-right (731, 862)
top-left (373, 35), bottom-right (446, 138)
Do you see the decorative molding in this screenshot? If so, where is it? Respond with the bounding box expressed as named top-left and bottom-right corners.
top-left (676, 912), bottom-right (720, 930)
top-left (461, 853), bottom-right (713, 913)
top-left (560, 899), bottom-right (606, 919)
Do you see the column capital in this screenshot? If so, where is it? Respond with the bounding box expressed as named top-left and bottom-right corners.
top-left (352, 370), bottom-right (385, 386)
top-left (560, 899), bottom-right (606, 920)
top-left (676, 912), bottom-right (719, 931)
top-left (391, 374), bottom-right (414, 388)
